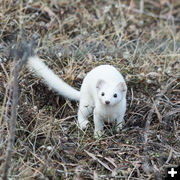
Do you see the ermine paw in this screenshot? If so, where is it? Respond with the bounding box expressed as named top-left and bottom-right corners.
top-left (94, 130), bottom-right (103, 139)
top-left (78, 119), bottom-right (89, 130)
top-left (116, 124), bottom-right (123, 133)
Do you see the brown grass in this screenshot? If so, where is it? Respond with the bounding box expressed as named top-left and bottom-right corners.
top-left (0, 0), bottom-right (180, 179)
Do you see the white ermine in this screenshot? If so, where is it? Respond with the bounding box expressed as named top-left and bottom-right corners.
top-left (27, 56), bottom-right (127, 138)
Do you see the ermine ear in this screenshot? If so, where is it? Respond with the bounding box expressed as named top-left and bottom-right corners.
top-left (117, 82), bottom-right (127, 92)
top-left (96, 79), bottom-right (105, 90)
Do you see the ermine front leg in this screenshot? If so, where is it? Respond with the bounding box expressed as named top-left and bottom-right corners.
top-left (116, 114), bottom-right (125, 133)
top-left (93, 109), bottom-right (104, 138)
top-left (78, 102), bottom-right (93, 130)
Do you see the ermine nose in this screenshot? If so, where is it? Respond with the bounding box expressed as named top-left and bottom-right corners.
top-left (105, 101), bottom-right (110, 105)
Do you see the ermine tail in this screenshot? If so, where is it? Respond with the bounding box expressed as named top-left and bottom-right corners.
top-left (27, 56), bottom-right (80, 101)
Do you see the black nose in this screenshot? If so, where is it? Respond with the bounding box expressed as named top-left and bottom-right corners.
top-left (105, 101), bottom-right (110, 105)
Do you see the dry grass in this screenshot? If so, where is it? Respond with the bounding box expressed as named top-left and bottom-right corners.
top-left (0, 0), bottom-right (180, 179)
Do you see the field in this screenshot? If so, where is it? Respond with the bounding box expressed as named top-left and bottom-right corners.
top-left (0, 0), bottom-right (180, 179)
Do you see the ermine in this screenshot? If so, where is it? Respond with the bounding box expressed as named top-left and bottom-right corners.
top-left (27, 56), bottom-right (127, 138)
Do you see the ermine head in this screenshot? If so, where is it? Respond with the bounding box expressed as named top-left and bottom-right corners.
top-left (96, 79), bottom-right (127, 106)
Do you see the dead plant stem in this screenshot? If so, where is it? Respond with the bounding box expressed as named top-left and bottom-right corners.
top-left (3, 61), bottom-right (18, 180)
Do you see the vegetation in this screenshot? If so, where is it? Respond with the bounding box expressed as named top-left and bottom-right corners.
top-left (0, 0), bottom-right (179, 179)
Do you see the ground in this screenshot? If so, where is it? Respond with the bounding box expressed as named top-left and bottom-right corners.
top-left (0, 0), bottom-right (180, 179)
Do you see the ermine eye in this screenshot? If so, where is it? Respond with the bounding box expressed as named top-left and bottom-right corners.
top-left (113, 93), bottom-right (117, 98)
top-left (101, 92), bottom-right (105, 96)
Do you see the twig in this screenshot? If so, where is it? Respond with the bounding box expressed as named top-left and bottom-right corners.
top-left (0, 61), bottom-right (9, 80)
top-left (165, 147), bottom-right (173, 164)
top-left (144, 108), bottom-right (153, 145)
top-left (130, 87), bottom-right (134, 107)
top-left (2, 29), bottom-right (36, 179)
top-left (3, 59), bottom-right (19, 180)
top-left (143, 104), bottom-right (155, 176)
top-left (153, 100), bottom-right (162, 123)
top-left (0, 62), bottom-right (11, 136)
top-left (163, 108), bottom-right (180, 118)
top-left (173, 120), bottom-right (180, 141)
top-left (0, 84), bottom-right (13, 144)
top-left (128, 162), bottom-right (138, 180)
top-left (84, 150), bottom-right (112, 172)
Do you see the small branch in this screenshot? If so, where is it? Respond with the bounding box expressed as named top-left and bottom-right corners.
top-left (3, 60), bottom-right (19, 180)
top-left (165, 147), bottom-right (173, 164)
top-left (173, 120), bottom-right (180, 142)
top-left (0, 85), bottom-right (13, 144)
top-left (144, 107), bottom-right (153, 145)
top-left (84, 150), bottom-right (112, 172)
top-left (2, 28), bottom-right (37, 180)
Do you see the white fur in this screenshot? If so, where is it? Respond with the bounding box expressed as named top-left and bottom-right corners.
top-left (27, 56), bottom-right (127, 138)
top-left (27, 56), bottom-right (80, 101)
top-left (78, 65), bottom-right (127, 138)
